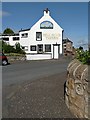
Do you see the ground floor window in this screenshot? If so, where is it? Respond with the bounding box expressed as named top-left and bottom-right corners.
top-left (22, 46), bottom-right (28, 51)
top-left (30, 45), bottom-right (36, 51)
top-left (45, 44), bottom-right (51, 52)
top-left (29, 44), bottom-right (52, 53)
top-left (37, 44), bottom-right (43, 53)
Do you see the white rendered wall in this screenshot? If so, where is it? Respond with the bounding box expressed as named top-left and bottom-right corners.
top-left (26, 54), bottom-right (52, 60)
top-left (9, 36), bottom-right (20, 46)
top-left (19, 31), bottom-right (30, 53)
top-left (27, 11), bottom-right (63, 56)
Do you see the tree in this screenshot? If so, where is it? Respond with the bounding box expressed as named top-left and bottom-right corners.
top-left (79, 46), bottom-right (83, 50)
top-left (15, 43), bottom-right (25, 54)
top-left (3, 28), bottom-right (14, 35)
top-left (15, 43), bottom-right (21, 53)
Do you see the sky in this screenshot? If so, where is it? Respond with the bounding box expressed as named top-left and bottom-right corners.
top-left (1, 2), bottom-right (88, 49)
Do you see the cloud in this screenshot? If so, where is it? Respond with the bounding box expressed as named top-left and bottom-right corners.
top-left (0, 11), bottom-right (10, 17)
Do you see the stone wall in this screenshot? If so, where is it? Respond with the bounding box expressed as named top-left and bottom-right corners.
top-left (65, 59), bottom-right (89, 118)
top-left (7, 55), bottom-right (26, 63)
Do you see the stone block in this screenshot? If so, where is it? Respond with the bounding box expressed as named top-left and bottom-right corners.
top-left (69, 104), bottom-right (83, 118)
top-left (65, 59), bottom-right (88, 118)
top-left (75, 82), bottom-right (84, 95)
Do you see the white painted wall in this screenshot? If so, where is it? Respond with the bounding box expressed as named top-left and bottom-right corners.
top-left (26, 54), bottom-right (52, 60)
top-left (19, 31), bottom-right (30, 53)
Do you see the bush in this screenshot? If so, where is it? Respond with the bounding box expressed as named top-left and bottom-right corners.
top-left (2, 41), bottom-right (16, 53)
top-left (2, 41), bottom-right (25, 55)
top-left (15, 43), bottom-right (26, 54)
top-left (76, 49), bottom-right (90, 65)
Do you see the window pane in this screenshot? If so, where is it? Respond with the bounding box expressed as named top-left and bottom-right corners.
top-left (21, 33), bottom-right (28, 38)
top-left (45, 45), bottom-right (51, 52)
top-left (40, 21), bottom-right (53, 29)
top-left (30, 46), bottom-right (36, 51)
top-left (25, 46), bottom-right (28, 51)
top-left (3, 37), bottom-right (9, 41)
top-left (22, 46), bottom-right (28, 51)
top-left (36, 32), bottom-right (42, 41)
top-left (13, 37), bottom-right (19, 41)
top-left (37, 44), bottom-right (43, 53)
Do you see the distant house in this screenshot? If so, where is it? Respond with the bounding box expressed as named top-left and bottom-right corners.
top-left (1, 8), bottom-right (64, 60)
top-left (1, 33), bottom-right (20, 47)
top-left (63, 38), bottom-right (73, 56)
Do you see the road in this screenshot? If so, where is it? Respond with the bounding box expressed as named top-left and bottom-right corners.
top-left (2, 59), bottom-right (70, 86)
top-left (2, 58), bottom-right (75, 118)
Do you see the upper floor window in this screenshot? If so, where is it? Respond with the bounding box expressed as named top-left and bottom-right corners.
top-left (13, 37), bottom-right (19, 41)
top-left (2, 37), bottom-right (9, 41)
top-left (36, 32), bottom-right (42, 41)
top-left (21, 33), bottom-right (28, 38)
top-left (40, 21), bottom-right (53, 29)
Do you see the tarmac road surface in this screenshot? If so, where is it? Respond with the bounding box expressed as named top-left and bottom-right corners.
top-left (2, 59), bottom-right (71, 86)
top-left (2, 58), bottom-right (76, 118)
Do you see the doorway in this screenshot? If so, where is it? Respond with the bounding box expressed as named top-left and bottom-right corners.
top-left (53, 44), bottom-right (60, 59)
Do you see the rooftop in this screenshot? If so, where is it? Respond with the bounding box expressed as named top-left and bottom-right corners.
top-left (19, 28), bottom-right (30, 32)
top-left (63, 38), bottom-right (73, 44)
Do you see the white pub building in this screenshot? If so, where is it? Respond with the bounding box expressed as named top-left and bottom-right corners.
top-left (2, 8), bottom-right (64, 60)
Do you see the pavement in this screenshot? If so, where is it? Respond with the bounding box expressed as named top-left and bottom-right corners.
top-left (2, 58), bottom-right (76, 118)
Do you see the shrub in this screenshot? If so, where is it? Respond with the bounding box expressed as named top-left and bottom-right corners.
top-left (76, 49), bottom-right (90, 65)
top-left (15, 43), bottom-right (26, 54)
top-left (2, 41), bottom-right (25, 55)
top-left (2, 41), bottom-right (16, 53)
